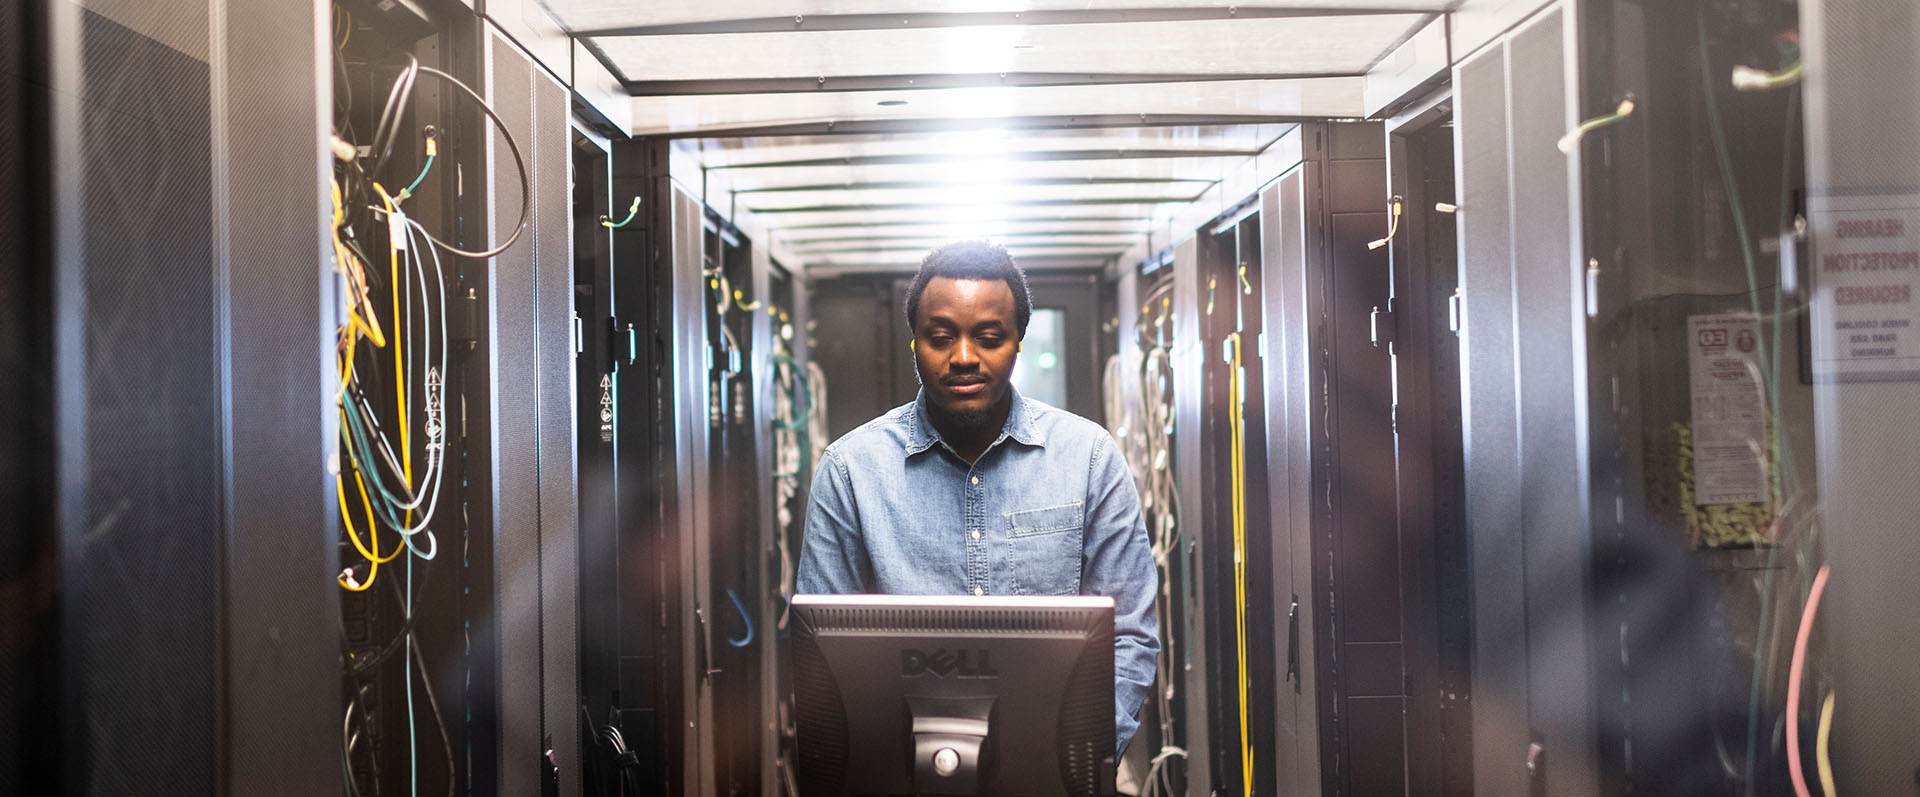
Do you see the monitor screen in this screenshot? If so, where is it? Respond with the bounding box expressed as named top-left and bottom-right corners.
top-left (790, 595), bottom-right (1117, 796)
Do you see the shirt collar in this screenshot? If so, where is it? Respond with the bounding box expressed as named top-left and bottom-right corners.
top-left (905, 385), bottom-right (1045, 457)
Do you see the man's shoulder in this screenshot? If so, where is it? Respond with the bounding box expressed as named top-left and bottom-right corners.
top-left (1021, 396), bottom-right (1116, 450)
top-left (820, 401), bottom-right (915, 463)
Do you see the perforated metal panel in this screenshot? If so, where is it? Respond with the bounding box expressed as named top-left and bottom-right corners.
top-left (487, 28), bottom-right (543, 795)
top-left (1506, 13), bottom-right (1595, 797)
top-left (67, 9), bottom-right (220, 794)
top-left (1453, 37), bottom-right (1530, 797)
top-left (531, 57), bottom-right (581, 796)
top-left (215, 0), bottom-right (339, 790)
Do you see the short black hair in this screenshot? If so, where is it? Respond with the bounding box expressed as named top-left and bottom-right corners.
top-left (904, 240), bottom-right (1033, 338)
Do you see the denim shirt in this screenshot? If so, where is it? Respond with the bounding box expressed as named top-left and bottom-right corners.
top-left (797, 387), bottom-right (1160, 754)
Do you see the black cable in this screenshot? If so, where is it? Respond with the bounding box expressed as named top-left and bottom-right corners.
top-left (403, 66), bottom-right (530, 260)
top-left (344, 698), bottom-right (364, 797)
top-left (409, 632), bottom-right (457, 797)
top-left (368, 54), bottom-right (420, 179)
top-left (342, 555), bottom-right (434, 679)
top-left (333, 41), bottom-right (353, 132)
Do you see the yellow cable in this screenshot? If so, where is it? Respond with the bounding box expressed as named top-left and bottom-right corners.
top-left (336, 472), bottom-right (376, 591)
top-left (1817, 691), bottom-right (1836, 797)
top-left (1227, 332), bottom-right (1253, 791)
top-left (373, 183), bottom-right (416, 531)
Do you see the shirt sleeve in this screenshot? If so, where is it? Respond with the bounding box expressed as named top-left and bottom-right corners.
top-left (1080, 433), bottom-right (1161, 757)
top-left (797, 449), bottom-right (872, 594)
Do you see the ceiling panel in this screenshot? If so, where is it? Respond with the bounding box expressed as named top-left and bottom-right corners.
top-left (690, 125), bottom-right (1288, 170)
top-left (805, 243), bottom-right (1127, 266)
top-left (738, 182), bottom-right (1205, 211)
top-left (629, 78), bottom-right (1364, 135)
top-left (711, 160), bottom-right (1235, 191)
top-left (546, 1), bottom-right (1453, 32)
top-left (759, 203), bottom-right (1169, 229)
top-left (785, 232), bottom-right (1147, 251)
top-left (774, 219), bottom-right (1153, 241)
top-left (592, 16), bottom-right (1427, 82)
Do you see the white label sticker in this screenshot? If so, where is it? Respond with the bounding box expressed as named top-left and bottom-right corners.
top-left (1688, 314), bottom-right (1769, 505)
top-left (388, 205), bottom-right (409, 252)
top-left (1808, 194), bottom-right (1920, 380)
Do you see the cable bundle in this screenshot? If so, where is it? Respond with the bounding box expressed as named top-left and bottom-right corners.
top-left (1108, 286), bottom-right (1187, 797)
top-left (331, 23), bottom-right (530, 796)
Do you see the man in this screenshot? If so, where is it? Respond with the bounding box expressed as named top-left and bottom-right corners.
top-left (796, 240), bottom-right (1160, 755)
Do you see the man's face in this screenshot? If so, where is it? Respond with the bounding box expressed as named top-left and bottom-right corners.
top-left (913, 276), bottom-right (1019, 428)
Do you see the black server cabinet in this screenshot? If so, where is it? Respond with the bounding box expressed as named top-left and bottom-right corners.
top-left (1454, 7), bottom-right (1597, 795)
top-left (22, 0), bottom-right (338, 793)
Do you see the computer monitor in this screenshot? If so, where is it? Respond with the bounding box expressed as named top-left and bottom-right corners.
top-left (790, 595), bottom-right (1117, 796)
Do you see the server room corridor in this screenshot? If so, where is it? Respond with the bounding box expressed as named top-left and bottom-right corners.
top-left (4, 1), bottom-right (1919, 796)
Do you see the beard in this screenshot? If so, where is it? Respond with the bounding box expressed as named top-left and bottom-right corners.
top-left (915, 360), bottom-right (1000, 431)
top-left (927, 397), bottom-right (993, 431)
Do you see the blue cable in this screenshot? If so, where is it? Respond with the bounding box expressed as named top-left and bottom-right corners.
top-left (724, 588), bottom-right (755, 648)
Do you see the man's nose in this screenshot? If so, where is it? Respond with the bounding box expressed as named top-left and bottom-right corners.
top-left (951, 337), bottom-right (980, 367)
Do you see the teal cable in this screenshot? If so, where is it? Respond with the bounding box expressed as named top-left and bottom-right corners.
top-left (401, 154), bottom-right (433, 199)
top-left (407, 553), bottom-right (417, 797)
top-left (1698, 15), bottom-right (1782, 794)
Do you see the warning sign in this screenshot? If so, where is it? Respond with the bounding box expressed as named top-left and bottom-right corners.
top-left (1689, 314), bottom-right (1769, 506)
top-left (1809, 194), bottom-right (1920, 380)
top-left (599, 373), bottom-right (614, 442)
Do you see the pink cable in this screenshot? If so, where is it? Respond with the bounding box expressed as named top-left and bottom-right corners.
top-left (1787, 564), bottom-right (1831, 797)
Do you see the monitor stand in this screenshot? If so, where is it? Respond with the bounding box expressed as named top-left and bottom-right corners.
top-left (905, 695), bottom-right (996, 795)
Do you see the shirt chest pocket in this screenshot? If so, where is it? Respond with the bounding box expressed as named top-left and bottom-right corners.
top-left (1005, 502), bottom-right (1085, 595)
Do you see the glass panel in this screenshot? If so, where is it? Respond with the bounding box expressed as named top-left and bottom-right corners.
top-left (1011, 308), bottom-right (1069, 410)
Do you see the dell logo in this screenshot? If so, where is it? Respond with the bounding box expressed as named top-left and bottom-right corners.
top-left (901, 648), bottom-right (1001, 679)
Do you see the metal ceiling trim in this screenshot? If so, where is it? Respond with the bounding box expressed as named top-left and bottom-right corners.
top-left (782, 231), bottom-right (1149, 247)
top-left (792, 243), bottom-right (1134, 255)
top-left (803, 255), bottom-right (1113, 276)
top-left (747, 196), bottom-right (1204, 213)
top-left (569, 7), bottom-right (1451, 37)
top-left (731, 176), bottom-right (1216, 193)
top-left (665, 115), bottom-right (1313, 139)
top-left (708, 147), bottom-right (1264, 169)
top-left (776, 215), bottom-right (1153, 230)
top-left (620, 71), bottom-right (1359, 96)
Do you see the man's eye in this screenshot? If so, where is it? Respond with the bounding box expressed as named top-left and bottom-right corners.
top-left (926, 336), bottom-right (954, 347)
top-left (976, 336), bottom-right (1005, 348)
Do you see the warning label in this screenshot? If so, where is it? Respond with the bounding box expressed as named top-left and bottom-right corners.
top-left (1810, 194), bottom-right (1920, 380)
top-left (1689, 314), bottom-right (1769, 506)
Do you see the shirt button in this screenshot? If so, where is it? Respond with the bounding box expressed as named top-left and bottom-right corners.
top-left (974, 587), bottom-right (984, 597)
top-left (972, 530), bottom-right (981, 540)
top-left (971, 476), bottom-right (979, 485)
